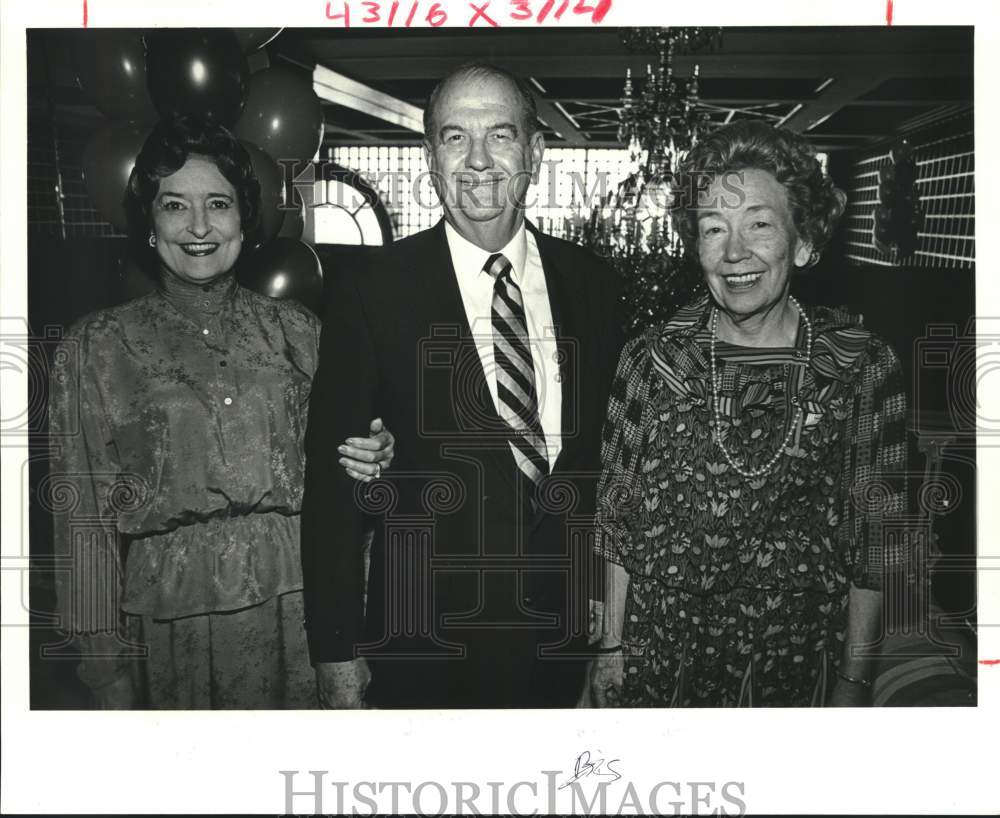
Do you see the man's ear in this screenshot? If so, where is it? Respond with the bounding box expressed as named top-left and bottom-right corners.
top-left (528, 131), bottom-right (545, 185)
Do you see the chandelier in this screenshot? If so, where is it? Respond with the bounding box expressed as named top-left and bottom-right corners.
top-left (582, 27), bottom-right (722, 332)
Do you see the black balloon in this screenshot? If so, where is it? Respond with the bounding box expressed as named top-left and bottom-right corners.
top-left (81, 121), bottom-right (151, 232)
top-left (72, 29), bottom-right (157, 121)
top-left (240, 238), bottom-right (323, 314)
top-left (146, 30), bottom-right (248, 127)
top-left (240, 140), bottom-right (285, 244)
top-left (116, 247), bottom-right (157, 304)
top-left (277, 197), bottom-right (306, 240)
top-left (234, 67), bottom-right (324, 163)
top-left (231, 28), bottom-right (283, 53)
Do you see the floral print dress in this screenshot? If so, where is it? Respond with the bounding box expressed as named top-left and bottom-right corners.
top-left (595, 295), bottom-right (908, 706)
top-left (48, 273), bottom-right (321, 707)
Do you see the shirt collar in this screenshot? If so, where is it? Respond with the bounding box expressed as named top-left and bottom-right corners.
top-left (444, 220), bottom-right (528, 284)
top-left (157, 269), bottom-right (238, 320)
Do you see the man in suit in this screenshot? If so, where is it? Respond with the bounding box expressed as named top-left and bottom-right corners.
top-left (301, 62), bottom-right (622, 708)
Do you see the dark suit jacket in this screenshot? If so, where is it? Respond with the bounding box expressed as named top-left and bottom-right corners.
top-left (301, 220), bottom-right (623, 707)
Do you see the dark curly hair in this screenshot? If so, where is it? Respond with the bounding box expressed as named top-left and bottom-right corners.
top-left (124, 117), bottom-right (261, 275)
top-left (671, 120), bottom-right (847, 268)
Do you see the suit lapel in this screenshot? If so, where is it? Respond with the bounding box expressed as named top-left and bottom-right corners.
top-left (529, 224), bottom-right (579, 476)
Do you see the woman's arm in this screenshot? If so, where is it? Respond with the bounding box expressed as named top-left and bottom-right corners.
top-left (830, 584), bottom-right (882, 706)
top-left (832, 337), bottom-right (909, 706)
top-left (588, 336), bottom-right (652, 706)
top-left (48, 327), bottom-right (135, 706)
top-left (599, 560), bottom-right (629, 649)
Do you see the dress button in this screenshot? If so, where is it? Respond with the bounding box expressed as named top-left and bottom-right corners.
top-left (202, 328), bottom-right (210, 336)
top-left (219, 360), bottom-right (227, 367)
top-left (224, 397), bottom-right (233, 406)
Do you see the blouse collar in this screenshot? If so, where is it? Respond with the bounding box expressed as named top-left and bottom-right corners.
top-left (649, 293), bottom-right (874, 400)
top-left (157, 269), bottom-right (238, 321)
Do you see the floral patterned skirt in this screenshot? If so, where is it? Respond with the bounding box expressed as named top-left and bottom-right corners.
top-left (620, 578), bottom-right (850, 707)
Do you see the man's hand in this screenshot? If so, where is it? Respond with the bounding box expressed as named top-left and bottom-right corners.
top-left (90, 672), bottom-right (136, 709)
top-left (316, 658), bottom-right (371, 709)
top-left (339, 418), bottom-right (395, 483)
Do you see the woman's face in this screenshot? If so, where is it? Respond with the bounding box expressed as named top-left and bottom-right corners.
top-left (150, 155), bottom-right (243, 285)
top-left (695, 167), bottom-right (812, 321)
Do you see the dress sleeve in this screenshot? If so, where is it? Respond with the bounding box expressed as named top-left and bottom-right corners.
top-left (594, 335), bottom-right (654, 571)
top-left (48, 325), bottom-right (131, 691)
top-left (847, 337), bottom-right (909, 590)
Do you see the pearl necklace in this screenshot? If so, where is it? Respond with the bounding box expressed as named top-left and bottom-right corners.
top-left (709, 296), bottom-right (813, 479)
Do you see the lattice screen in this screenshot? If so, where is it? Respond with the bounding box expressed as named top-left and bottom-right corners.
top-left (28, 115), bottom-right (123, 238)
top-left (841, 112), bottom-right (974, 269)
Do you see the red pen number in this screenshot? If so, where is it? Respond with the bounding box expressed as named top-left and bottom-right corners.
top-left (326, 1), bottom-right (449, 26)
top-left (573, 0), bottom-right (611, 22)
top-left (325, 0), bottom-right (611, 27)
top-left (507, 0), bottom-right (610, 22)
top-left (510, 0), bottom-right (532, 19)
top-left (324, 1), bottom-right (351, 26)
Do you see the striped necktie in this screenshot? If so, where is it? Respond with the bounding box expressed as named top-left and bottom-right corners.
top-left (484, 252), bottom-right (549, 489)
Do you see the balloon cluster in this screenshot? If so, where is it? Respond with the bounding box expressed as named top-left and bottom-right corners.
top-left (74, 28), bottom-right (325, 313)
top-left (872, 139), bottom-right (924, 261)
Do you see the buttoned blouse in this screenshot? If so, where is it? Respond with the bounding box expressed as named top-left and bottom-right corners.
top-left (48, 273), bottom-right (321, 626)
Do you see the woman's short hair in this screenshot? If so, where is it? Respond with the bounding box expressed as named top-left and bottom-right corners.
top-left (671, 120), bottom-right (847, 267)
top-left (124, 117), bottom-right (261, 273)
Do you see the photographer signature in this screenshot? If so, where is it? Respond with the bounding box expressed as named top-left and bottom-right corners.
top-left (559, 750), bottom-right (622, 789)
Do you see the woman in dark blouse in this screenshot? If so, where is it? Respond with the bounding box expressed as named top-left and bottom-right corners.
top-left (590, 121), bottom-right (908, 707)
top-left (48, 118), bottom-right (391, 708)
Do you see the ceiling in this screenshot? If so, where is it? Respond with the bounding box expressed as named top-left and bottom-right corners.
top-left (28, 26), bottom-right (973, 155)
top-left (275, 26), bottom-right (973, 152)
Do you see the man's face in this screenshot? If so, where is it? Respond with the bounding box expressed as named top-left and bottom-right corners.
top-left (423, 73), bottom-right (544, 250)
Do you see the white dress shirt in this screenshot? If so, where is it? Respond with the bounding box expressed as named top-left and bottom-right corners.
top-left (444, 220), bottom-right (562, 469)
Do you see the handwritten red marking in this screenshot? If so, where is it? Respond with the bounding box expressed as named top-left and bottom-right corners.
top-left (83, 0), bottom-right (88, 27)
top-left (362, 0), bottom-right (379, 22)
top-left (511, 0), bottom-right (531, 19)
top-left (886, 0), bottom-right (893, 25)
top-left (324, 1), bottom-right (351, 26)
top-left (574, 0), bottom-right (612, 23)
top-left (405, 1), bottom-right (417, 25)
top-left (428, 2), bottom-right (446, 25)
top-left (980, 659), bottom-right (1000, 666)
top-left (387, 0), bottom-right (398, 25)
top-left (468, 1), bottom-right (499, 26)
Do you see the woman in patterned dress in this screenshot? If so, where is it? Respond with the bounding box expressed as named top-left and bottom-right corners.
top-left (48, 118), bottom-right (392, 708)
top-left (589, 121), bottom-right (908, 707)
